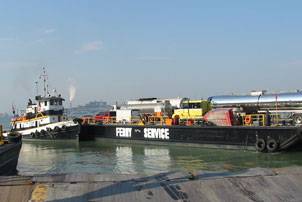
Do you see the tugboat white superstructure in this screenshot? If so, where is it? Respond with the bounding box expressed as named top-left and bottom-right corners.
top-left (8, 68), bottom-right (79, 140)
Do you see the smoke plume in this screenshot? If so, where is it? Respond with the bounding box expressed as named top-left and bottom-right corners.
top-left (68, 78), bottom-right (76, 103)
top-left (69, 84), bottom-right (76, 102)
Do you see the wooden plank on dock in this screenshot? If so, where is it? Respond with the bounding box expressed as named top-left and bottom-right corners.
top-left (0, 176), bottom-right (33, 202)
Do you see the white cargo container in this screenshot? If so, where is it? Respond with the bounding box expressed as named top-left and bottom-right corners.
top-left (116, 109), bottom-right (140, 123)
top-left (124, 98), bottom-right (173, 115)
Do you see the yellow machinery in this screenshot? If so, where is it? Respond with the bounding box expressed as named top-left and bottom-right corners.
top-left (172, 99), bottom-right (212, 121)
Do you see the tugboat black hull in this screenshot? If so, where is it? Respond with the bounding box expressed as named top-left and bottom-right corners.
top-left (21, 125), bottom-right (80, 140)
top-left (79, 124), bottom-right (302, 152)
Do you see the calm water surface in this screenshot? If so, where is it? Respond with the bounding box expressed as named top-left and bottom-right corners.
top-left (17, 140), bottom-right (302, 176)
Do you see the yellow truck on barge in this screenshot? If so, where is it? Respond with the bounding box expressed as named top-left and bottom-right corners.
top-left (172, 99), bottom-right (212, 124)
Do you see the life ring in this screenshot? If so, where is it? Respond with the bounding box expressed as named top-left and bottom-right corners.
top-left (255, 138), bottom-right (266, 152)
top-left (245, 115), bottom-right (253, 125)
top-left (30, 132), bottom-right (35, 138)
top-left (266, 138), bottom-right (279, 152)
top-left (46, 127), bottom-right (52, 132)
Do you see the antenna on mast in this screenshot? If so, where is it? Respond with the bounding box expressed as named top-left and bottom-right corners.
top-left (34, 81), bottom-right (39, 96)
top-left (39, 67), bottom-right (48, 97)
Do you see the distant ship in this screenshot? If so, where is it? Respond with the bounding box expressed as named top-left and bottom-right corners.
top-left (68, 101), bottom-right (112, 118)
top-left (5, 68), bottom-right (79, 140)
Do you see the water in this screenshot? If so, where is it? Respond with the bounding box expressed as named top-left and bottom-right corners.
top-left (17, 140), bottom-right (302, 176)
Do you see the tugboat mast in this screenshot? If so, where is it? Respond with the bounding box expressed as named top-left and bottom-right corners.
top-left (40, 67), bottom-right (48, 97)
top-left (34, 81), bottom-right (39, 96)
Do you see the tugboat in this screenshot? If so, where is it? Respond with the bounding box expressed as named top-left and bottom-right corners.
top-left (5, 68), bottom-right (79, 140)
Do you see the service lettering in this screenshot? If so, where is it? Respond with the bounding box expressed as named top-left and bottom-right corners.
top-left (143, 128), bottom-right (169, 140)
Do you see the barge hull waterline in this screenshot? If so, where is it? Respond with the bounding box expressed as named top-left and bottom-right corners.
top-left (94, 137), bottom-right (256, 150)
top-left (79, 124), bottom-right (302, 152)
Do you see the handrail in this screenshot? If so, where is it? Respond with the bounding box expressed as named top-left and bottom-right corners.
top-left (243, 114), bottom-right (266, 126)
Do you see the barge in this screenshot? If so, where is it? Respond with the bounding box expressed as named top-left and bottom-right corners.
top-left (78, 91), bottom-right (302, 153)
top-left (79, 124), bottom-right (302, 152)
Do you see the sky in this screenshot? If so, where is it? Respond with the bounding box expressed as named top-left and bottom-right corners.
top-left (0, 0), bottom-right (302, 112)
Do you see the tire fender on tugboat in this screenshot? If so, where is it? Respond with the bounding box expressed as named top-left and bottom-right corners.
top-left (61, 125), bottom-right (67, 130)
top-left (35, 130), bottom-right (40, 137)
top-left (41, 129), bottom-right (47, 136)
top-left (54, 126), bottom-right (61, 132)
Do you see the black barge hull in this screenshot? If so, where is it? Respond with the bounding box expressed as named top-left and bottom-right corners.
top-left (0, 141), bottom-right (22, 175)
top-left (79, 124), bottom-right (302, 152)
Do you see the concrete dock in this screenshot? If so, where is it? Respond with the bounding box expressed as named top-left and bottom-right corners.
top-left (0, 167), bottom-right (302, 201)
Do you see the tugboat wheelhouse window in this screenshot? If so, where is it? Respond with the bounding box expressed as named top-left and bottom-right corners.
top-left (45, 101), bottom-right (47, 106)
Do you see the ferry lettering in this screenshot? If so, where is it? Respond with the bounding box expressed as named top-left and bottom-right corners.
top-left (116, 128), bottom-right (132, 138)
top-left (144, 128), bottom-right (169, 140)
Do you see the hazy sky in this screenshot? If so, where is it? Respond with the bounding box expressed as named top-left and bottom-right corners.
top-left (0, 1), bottom-right (302, 112)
